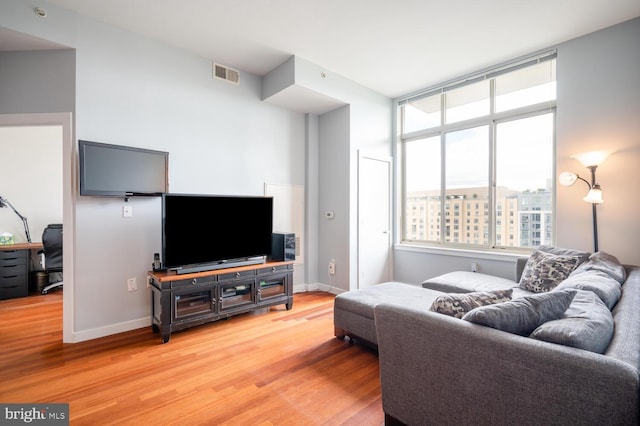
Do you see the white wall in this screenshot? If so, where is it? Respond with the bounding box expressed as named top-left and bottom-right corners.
top-left (0, 125), bottom-right (63, 244)
top-left (394, 17), bottom-right (640, 285)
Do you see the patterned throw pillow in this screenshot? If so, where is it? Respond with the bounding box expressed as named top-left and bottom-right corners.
top-left (519, 250), bottom-right (583, 293)
top-left (429, 289), bottom-right (513, 319)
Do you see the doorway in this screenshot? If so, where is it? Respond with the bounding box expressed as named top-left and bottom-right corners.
top-left (357, 152), bottom-right (392, 289)
top-left (0, 113), bottom-right (74, 342)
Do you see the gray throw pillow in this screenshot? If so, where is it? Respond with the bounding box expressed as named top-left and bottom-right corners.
top-left (554, 270), bottom-right (621, 310)
top-left (531, 290), bottom-right (614, 353)
top-left (570, 251), bottom-right (626, 284)
top-left (462, 290), bottom-right (576, 336)
top-left (537, 245), bottom-right (591, 261)
top-left (429, 289), bottom-right (513, 319)
top-left (519, 250), bottom-right (584, 293)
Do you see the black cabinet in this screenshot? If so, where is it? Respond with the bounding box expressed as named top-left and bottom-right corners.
top-left (0, 249), bottom-right (29, 300)
top-left (149, 261), bottom-right (293, 343)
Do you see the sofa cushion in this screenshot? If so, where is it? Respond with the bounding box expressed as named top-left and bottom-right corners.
top-left (519, 250), bottom-right (584, 293)
top-left (462, 289), bottom-right (576, 336)
top-left (570, 251), bottom-right (626, 284)
top-left (429, 289), bottom-right (513, 319)
top-left (421, 271), bottom-right (516, 293)
top-left (531, 290), bottom-right (614, 353)
top-left (555, 270), bottom-right (621, 310)
top-left (334, 282), bottom-right (442, 320)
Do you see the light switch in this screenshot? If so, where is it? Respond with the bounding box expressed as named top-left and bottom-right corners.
top-left (123, 205), bottom-right (133, 218)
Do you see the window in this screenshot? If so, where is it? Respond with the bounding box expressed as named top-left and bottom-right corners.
top-left (400, 54), bottom-right (556, 249)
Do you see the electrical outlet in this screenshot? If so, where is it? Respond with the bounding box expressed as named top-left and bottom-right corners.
top-left (127, 277), bottom-right (137, 291)
top-left (123, 205), bottom-right (133, 218)
top-left (471, 262), bottom-right (478, 273)
top-left (328, 259), bottom-right (336, 275)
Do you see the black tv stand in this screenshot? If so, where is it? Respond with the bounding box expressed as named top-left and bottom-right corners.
top-left (148, 261), bottom-right (293, 343)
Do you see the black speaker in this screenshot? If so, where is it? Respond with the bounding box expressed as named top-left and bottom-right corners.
top-left (270, 233), bottom-right (295, 261)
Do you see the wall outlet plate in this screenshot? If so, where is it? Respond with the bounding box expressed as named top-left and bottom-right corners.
top-left (127, 277), bottom-right (137, 291)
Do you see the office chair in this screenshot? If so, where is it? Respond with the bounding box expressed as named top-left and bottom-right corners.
top-left (40, 224), bottom-right (63, 295)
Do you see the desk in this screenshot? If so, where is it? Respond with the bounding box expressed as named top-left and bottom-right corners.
top-left (0, 243), bottom-right (43, 252)
top-left (0, 243), bottom-right (43, 299)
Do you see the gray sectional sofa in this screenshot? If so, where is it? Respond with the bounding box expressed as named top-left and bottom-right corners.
top-left (333, 246), bottom-right (640, 425)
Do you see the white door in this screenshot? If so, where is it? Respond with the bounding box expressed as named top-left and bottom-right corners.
top-left (358, 152), bottom-right (392, 289)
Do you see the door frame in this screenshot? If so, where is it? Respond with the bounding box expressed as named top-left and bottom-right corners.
top-left (0, 113), bottom-right (75, 343)
top-left (357, 150), bottom-right (393, 289)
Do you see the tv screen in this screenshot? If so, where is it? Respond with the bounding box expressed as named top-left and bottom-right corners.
top-left (162, 194), bottom-right (273, 273)
top-left (79, 140), bottom-right (168, 197)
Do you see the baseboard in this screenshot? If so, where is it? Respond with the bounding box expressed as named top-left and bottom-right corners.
top-left (293, 283), bottom-right (344, 295)
top-left (70, 317), bottom-right (151, 343)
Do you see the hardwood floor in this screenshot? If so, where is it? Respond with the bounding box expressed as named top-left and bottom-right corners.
top-left (0, 291), bottom-right (383, 425)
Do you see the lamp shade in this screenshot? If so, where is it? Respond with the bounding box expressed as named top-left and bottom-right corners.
top-left (583, 185), bottom-right (603, 204)
top-left (558, 172), bottom-right (578, 186)
top-left (572, 150), bottom-right (612, 167)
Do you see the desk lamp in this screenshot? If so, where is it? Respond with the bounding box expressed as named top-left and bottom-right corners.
top-left (0, 195), bottom-right (32, 243)
top-left (558, 150), bottom-right (611, 252)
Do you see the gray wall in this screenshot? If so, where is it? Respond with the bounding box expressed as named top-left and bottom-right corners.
top-left (316, 98), bottom-right (393, 293)
top-left (394, 17), bottom-right (640, 284)
top-left (556, 17), bottom-right (640, 264)
top-left (71, 26), bottom-right (306, 338)
top-left (0, 49), bottom-right (75, 114)
top-left (318, 106), bottom-right (351, 290)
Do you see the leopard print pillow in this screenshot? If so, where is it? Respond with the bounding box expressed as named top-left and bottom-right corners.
top-left (430, 289), bottom-right (513, 319)
top-left (519, 250), bottom-right (583, 293)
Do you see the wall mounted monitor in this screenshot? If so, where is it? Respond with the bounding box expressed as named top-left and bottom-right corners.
top-left (79, 140), bottom-right (168, 197)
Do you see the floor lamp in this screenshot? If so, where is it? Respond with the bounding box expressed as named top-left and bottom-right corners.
top-left (0, 195), bottom-right (32, 243)
top-left (558, 150), bottom-right (611, 252)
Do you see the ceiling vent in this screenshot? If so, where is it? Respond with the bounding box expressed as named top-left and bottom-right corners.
top-left (213, 63), bottom-right (239, 85)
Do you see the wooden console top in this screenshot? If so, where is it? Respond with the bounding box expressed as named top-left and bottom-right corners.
top-left (0, 242), bottom-right (43, 251)
top-left (148, 260), bottom-right (294, 283)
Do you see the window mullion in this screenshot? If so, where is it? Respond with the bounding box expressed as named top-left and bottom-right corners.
top-left (439, 94), bottom-right (446, 245)
top-left (488, 79), bottom-right (496, 248)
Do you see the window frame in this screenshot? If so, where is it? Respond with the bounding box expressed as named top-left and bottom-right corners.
top-left (398, 55), bottom-right (557, 253)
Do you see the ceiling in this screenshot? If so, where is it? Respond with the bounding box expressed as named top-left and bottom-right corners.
top-left (5, 0), bottom-right (640, 98)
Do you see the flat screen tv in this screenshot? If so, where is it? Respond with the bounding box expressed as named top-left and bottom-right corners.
top-left (79, 140), bottom-right (169, 197)
top-left (162, 194), bottom-right (273, 274)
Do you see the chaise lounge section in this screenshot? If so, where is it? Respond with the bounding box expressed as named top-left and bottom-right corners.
top-left (334, 282), bottom-right (443, 345)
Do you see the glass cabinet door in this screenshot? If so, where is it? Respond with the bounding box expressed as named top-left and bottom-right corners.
top-left (173, 290), bottom-right (215, 320)
top-left (257, 273), bottom-right (288, 302)
top-left (219, 280), bottom-right (255, 312)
